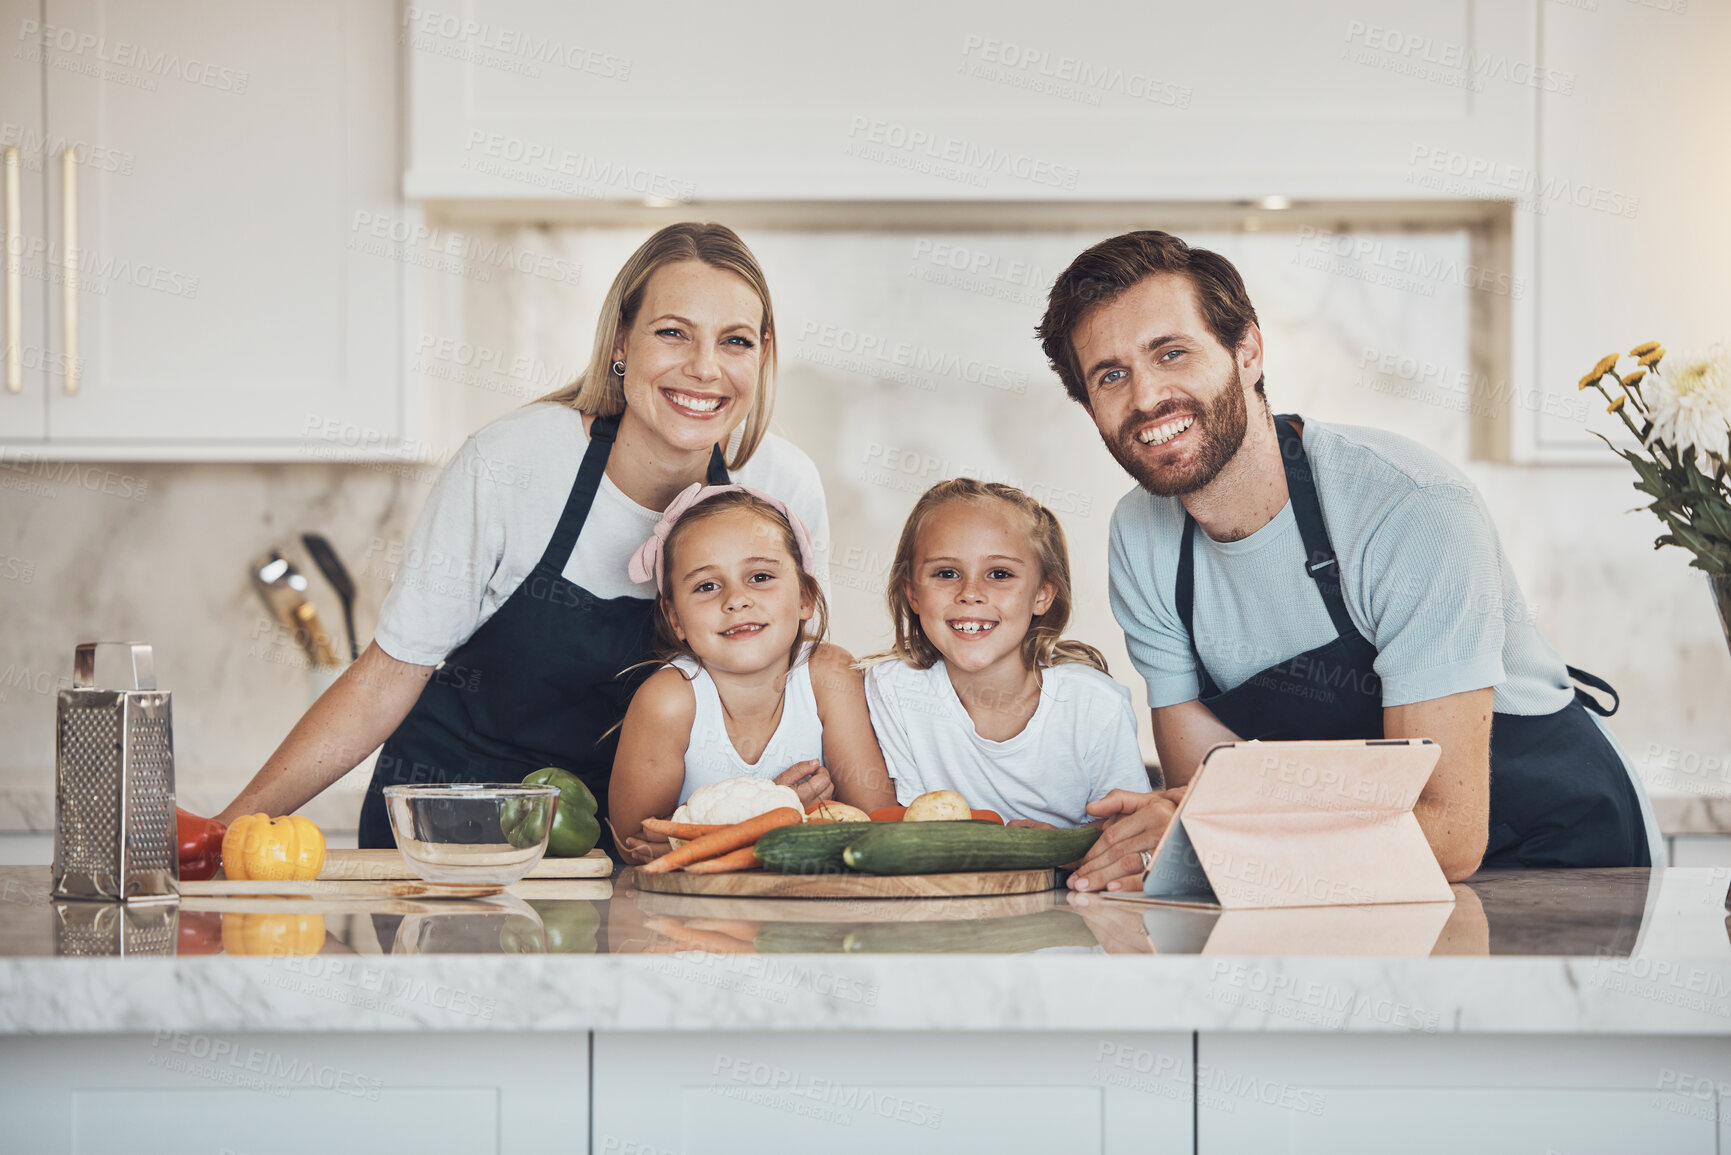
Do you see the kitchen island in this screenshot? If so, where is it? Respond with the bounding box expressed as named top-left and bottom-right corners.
top-left (2, 865), bottom-right (1728, 1153)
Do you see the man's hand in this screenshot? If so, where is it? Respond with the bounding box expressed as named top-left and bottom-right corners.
top-left (774, 759), bottom-right (834, 806)
top-left (1069, 788), bottom-right (1184, 892)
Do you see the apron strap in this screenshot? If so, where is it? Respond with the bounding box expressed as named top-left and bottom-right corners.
top-left (1175, 516), bottom-right (1224, 698)
top-left (537, 417), bottom-right (733, 576)
top-left (534, 413), bottom-right (620, 575)
top-left (1274, 415), bottom-right (1363, 642)
top-left (1567, 664), bottom-right (1620, 717)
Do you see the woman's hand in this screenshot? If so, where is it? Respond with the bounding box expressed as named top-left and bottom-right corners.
top-left (774, 759), bottom-right (833, 806)
top-left (1069, 787), bottom-right (1185, 892)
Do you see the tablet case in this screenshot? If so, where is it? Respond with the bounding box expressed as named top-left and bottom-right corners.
top-left (1137, 738), bottom-right (1456, 910)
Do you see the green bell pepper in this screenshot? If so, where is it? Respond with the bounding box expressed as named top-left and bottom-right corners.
top-left (521, 766), bottom-right (601, 858)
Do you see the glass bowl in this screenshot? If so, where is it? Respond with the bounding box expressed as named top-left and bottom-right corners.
top-left (382, 783), bottom-right (559, 884)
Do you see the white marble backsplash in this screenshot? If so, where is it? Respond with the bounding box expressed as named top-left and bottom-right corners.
top-left (2, 222), bottom-right (1727, 829)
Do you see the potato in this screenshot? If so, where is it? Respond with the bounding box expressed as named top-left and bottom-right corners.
top-left (807, 800), bottom-right (871, 823)
top-left (904, 790), bottom-right (971, 822)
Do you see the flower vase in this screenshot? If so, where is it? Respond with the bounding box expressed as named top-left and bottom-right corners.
top-left (1711, 575), bottom-right (1731, 657)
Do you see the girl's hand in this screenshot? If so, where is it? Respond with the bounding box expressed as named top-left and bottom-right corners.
top-left (774, 759), bottom-right (834, 805)
top-left (612, 818), bottom-right (673, 866)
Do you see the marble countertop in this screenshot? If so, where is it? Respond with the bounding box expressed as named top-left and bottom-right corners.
top-left (2, 866), bottom-right (1727, 1036)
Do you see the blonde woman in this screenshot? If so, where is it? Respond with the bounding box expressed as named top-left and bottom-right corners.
top-left (218, 223), bottom-right (831, 853)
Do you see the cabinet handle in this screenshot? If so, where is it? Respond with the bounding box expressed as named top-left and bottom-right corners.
top-left (4, 146), bottom-right (19, 393)
top-left (61, 147), bottom-right (79, 395)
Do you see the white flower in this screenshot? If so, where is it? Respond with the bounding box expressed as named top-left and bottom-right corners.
top-left (1644, 343), bottom-right (1731, 461)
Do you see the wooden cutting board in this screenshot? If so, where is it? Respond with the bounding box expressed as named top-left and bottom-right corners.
top-left (179, 879), bottom-right (504, 899)
top-left (318, 848), bottom-right (611, 881)
top-left (629, 866), bottom-right (1057, 899)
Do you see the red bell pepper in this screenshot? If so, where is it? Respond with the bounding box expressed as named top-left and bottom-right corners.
top-left (176, 808), bottom-right (227, 881)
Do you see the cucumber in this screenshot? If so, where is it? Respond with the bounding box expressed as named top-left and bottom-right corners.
top-left (840, 911), bottom-right (1098, 954)
top-left (841, 823), bottom-right (1101, 875)
top-left (751, 922), bottom-right (855, 953)
top-left (754, 821), bottom-right (896, 874)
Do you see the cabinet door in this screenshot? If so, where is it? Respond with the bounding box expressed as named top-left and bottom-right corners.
top-left (0, 0), bottom-right (47, 440)
top-left (407, 0), bottom-right (1536, 203)
top-left (35, 0), bottom-right (401, 450)
top-left (1199, 1034), bottom-right (1728, 1154)
top-left (0, 1030), bottom-right (589, 1154)
top-left (594, 1030), bottom-right (1193, 1153)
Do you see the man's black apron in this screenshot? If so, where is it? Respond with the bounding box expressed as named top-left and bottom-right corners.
top-left (358, 414), bottom-right (729, 852)
top-left (1172, 415), bottom-right (1649, 869)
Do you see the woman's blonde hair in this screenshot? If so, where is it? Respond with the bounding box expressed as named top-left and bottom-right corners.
top-left (651, 491), bottom-right (829, 673)
top-left (880, 479), bottom-right (1107, 674)
top-left (539, 222), bottom-right (777, 470)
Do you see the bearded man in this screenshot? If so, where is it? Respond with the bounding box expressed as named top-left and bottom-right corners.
top-left (1036, 231), bottom-right (1657, 891)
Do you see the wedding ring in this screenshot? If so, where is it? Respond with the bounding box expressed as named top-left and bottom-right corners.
top-left (1139, 850), bottom-right (1153, 871)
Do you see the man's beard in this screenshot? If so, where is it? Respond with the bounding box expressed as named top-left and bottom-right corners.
top-left (1103, 369), bottom-right (1249, 497)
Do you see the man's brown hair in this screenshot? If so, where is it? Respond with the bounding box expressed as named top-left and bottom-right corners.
top-left (1036, 230), bottom-right (1264, 406)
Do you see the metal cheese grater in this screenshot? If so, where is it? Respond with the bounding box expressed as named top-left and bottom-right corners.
top-left (52, 642), bottom-right (178, 901)
top-left (52, 900), bottom-right (178, 956)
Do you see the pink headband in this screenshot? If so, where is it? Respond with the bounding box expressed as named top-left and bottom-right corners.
top-left (628, 483), bottom-right (819, 594)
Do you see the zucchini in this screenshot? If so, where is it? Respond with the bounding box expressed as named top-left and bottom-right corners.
top-left (839, 911), bottom-right (1097, 954)
top-left (841, 823), bottom-right (1101, 875)
top-left (754, 821), bottom-right (896, 874)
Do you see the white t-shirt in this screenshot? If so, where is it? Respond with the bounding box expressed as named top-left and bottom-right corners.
top-left (374, 403), bottom-right (830, 666)
top-left (864, 658), bottom-right (1152, 828)
top-left (669, 644), bottom-right (824, 804)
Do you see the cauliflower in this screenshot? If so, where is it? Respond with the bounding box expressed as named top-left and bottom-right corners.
top-left (672, 776), bottom-right (805, 828)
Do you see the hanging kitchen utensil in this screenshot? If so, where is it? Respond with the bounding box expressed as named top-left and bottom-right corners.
top-left (251, 550), bottom-right (341, 667)
top-left (301, 532), bottom-right (360, 661)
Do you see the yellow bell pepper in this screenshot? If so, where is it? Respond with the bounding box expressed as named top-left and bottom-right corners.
top-left (221, 813), bottom-right (327, 881)
top-left (221, 912), bottom-right (326, 956)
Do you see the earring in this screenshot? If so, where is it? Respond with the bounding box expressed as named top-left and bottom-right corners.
top-left (612, 360), bottom-right (626, 378)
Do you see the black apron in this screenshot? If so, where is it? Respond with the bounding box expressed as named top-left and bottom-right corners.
top-left (1173, 415), bottom-right (1649, 869)
top-left (358, 414), bottom-right (730, 852)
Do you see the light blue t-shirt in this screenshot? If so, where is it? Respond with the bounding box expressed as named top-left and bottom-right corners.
top-left (1107, 420), bottom-right (1575, 717)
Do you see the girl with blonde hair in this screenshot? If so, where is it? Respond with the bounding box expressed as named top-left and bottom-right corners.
top-left (866, 479), bottom-right (1149, 828)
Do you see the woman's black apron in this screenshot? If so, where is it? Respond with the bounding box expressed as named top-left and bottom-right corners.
top-left (1172, 415), bottom-right (1649, 869)
top-left (358, 414), bottom-right (729, 852)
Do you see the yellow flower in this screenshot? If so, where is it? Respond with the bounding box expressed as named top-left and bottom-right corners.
top-left (1623, 368), bottom-right (1647, 388)
top-left (1630, 341), bottom-right (1663, 357)
top-left (1579, 352), bottom-right (1619, 389)
top-left (1608, 395), bottom-right (1627, 414)
top-left (1638, 345), bottom-right (1667, 368)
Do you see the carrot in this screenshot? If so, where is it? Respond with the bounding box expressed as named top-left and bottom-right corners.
top-left (639, 807), bottom-right (803, 874)
top-left (641, 818), bottom-right (731, 840)
top-left (971, 809), bottom-right (1005, 824)
top-left (869, 805), bottom-right (907, 822)
top-left (682, 845), bottom-right (760, 874)
top-left (804, 800), bottom-right (827, 814)
top-left (804, 817), bottom-right (834, 824)
top-left (643, 915), bottom-right (755, 953)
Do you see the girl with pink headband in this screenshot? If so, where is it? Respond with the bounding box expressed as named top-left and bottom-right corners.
top-left (609, 484), bottom-right (895, 862)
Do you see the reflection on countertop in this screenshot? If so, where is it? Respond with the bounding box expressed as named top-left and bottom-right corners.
top-left (0, 866), bottom-right (1720, 960)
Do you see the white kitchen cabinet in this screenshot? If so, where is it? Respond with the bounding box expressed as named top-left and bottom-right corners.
top-left (0, 1030), bottom-right (589, 1154)
top-left (0, 0), bottom-right (48, 440)
top-left (0, 0), bottom-right (407, 459)
top-left (1197, 1034), bottom-right (1731, 1153)
top-left (405, 0), bottom-right (1537, 203)
top-left (1483, 1), bottom-right (1730, 463)
top-left (593, 1030), bottom-right (1193, 1153)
